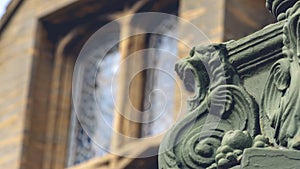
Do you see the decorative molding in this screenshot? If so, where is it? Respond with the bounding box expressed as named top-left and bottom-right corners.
top-left (266, 0), bottom-right (298, 20)
top-left (261, 1), bottom-right (300, 150)
top-left (159, 44), bottom-right (259, 169)
top-left (159, 0), bottom-right (300, 168)
top-left (226, 20), bottom-right (284, 75)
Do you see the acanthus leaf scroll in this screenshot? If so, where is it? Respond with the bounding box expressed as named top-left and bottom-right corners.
top-left (159, 44), bottom-right (260, 169)
top-left (261, 1), bottom-right (300, 150)
top-left (159, 0), bottom-right (300, 168)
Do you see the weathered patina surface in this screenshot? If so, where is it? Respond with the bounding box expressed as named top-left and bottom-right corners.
top-left (159, 0), bottom-right (300, 168)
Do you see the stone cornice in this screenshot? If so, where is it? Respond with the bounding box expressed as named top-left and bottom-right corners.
top-left (226, 20), bottom-right (284, 75)
top-left (0, 0), bottom-right (23, 37)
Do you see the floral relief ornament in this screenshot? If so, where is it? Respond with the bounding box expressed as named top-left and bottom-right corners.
top-left (159, 0), bottom-right (300, 169)
top-left (262, 0), bottom-right (300, 150)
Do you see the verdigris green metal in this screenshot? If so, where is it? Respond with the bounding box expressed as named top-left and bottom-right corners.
top-left (159, 0), bottom-right (300, 168)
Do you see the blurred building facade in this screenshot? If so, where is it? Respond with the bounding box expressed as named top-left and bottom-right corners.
top-left (0, 0), bottom-right (274, 169)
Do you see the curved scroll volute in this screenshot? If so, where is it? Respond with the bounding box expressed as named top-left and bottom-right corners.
top-left (261, 57), bottom-right (300, 149)
top-left (261, 1), bottom-right (300, 149)
top-left (261, 58), bottom-right (291, 145)
top-left (159, 44), bottom-right (259, 169)
top-left (266, 0), bottom-right (298, 20)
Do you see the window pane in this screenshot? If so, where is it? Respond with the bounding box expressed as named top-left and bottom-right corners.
top-left (95, 49), bottom-right (120, 156)
top-left (68, 45), bottom-right (120, 166)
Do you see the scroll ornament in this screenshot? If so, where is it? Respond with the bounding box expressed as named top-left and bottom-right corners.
top-left (159, 1), bottom-right (300, 168)
top-left (262, 1), bottom-right (300, 150)
top-left (159, 44), bottom-right (260, 169)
